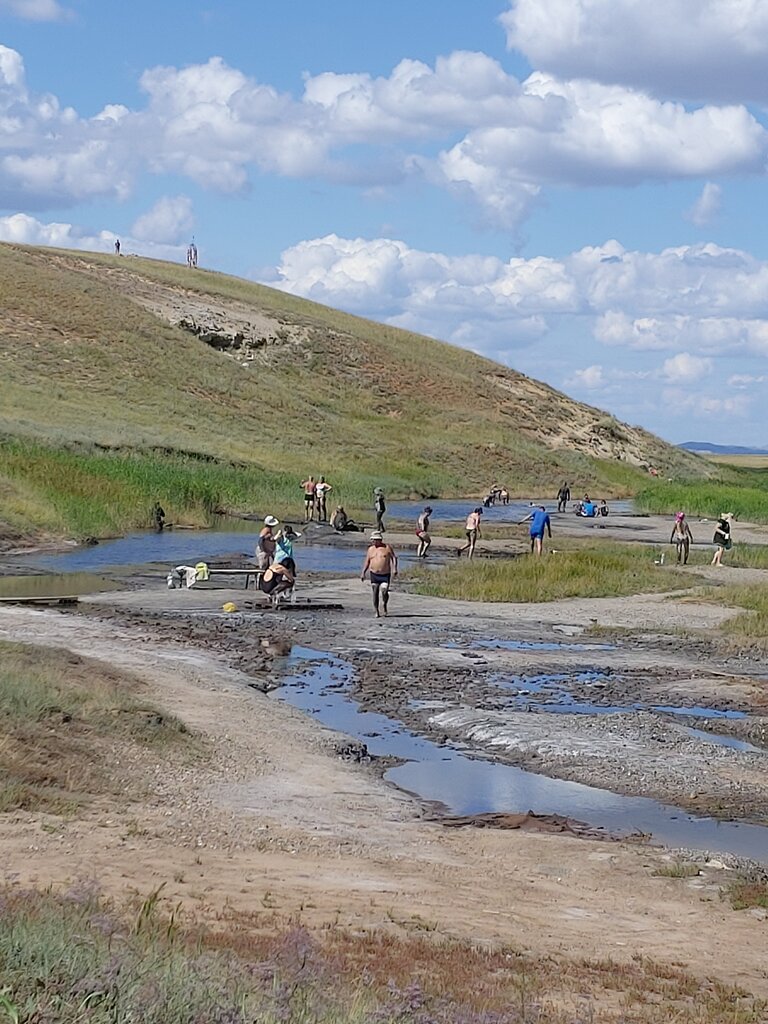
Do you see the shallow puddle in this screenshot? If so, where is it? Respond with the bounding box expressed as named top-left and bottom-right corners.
top-left (0, 573), bottom-right (123, 600)
top-left (274, 647), bottom-right (768, 862)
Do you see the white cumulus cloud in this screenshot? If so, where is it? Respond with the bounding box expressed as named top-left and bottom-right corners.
top-left (0, 0), bottom-right (69, 20)
top-left (686, 182), bottom-right (722, 227)
top-left (0, 211), bottom-right (187, 261)
top-left (500, 0), bottom-right (768, 104)
top-left (131, 195), bottom-right (194, 244)
top-left (662, 352), bottom-right (713, 382)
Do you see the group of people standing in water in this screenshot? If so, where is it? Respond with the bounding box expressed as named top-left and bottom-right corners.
top-left (242, 477), bottom-right (740, 615)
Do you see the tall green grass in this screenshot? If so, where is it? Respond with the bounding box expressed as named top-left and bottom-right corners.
top-left (0, 437), bottom-right (447, 540)
top-left (411, 543), bottom-right (699, 602)
top-left (635, 479), bottom-right (768, 523)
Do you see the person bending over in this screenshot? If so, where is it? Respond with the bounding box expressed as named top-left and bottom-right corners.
top-left (520, 505), bottom-right (552, 556)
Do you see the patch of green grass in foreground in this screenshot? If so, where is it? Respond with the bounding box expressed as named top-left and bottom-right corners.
top-left (0, 885), bottom-right (764, 1023)
top-left (0, 642), bottom-right (187, 813)
top-left (699, 583), bottom-right (768, 650)
top-left (410, 542), bottom-right (699, 603)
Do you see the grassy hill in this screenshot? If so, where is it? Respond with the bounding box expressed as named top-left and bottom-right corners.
top-left (0, 243), bottom-right (712, 542)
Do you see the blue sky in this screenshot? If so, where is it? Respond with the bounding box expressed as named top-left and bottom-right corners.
top-left (3, 0), bottom-right (768, 446)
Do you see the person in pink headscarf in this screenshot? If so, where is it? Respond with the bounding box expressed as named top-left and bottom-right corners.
top-left (670, 512), bottom-right (694, 565)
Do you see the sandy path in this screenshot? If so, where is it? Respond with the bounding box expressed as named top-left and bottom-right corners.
top-left (1, 602), bottom-right (767, 997)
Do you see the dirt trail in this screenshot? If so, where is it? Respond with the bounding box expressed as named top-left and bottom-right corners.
top-left (1, 601), bottom-right (768, 998)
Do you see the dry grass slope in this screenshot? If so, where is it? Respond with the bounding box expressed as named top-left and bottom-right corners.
top-left (0, 243), bottom-right (707, 482)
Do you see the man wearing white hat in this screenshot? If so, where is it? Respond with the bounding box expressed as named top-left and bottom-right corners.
top-left (361, 531), bottom-right (398, 618)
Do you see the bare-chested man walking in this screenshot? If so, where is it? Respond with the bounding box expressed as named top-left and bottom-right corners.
top-left (361, 531), bottom-right (398, 617)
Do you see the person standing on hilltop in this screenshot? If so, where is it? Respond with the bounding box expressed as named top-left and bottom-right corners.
top-left (314, 476), bottom-right (332, 522)
top-left (374, 487), bottom-right (386, 532)
top-left (670, 512), bottom-right (694, 565)
top-left (114, 238), bottom-right (121, 256)
top-left (300, 476), bottom-right (316, 521)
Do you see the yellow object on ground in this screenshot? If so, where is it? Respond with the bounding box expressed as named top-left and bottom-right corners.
top-left (222, 601), bottom-right (238, 613)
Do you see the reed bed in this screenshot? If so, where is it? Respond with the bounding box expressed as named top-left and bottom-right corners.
top-left (411, 543), bottom-right (698, 603)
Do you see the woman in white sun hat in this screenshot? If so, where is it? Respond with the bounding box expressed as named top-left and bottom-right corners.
top-left (256, 515), bottom-right (279, 569)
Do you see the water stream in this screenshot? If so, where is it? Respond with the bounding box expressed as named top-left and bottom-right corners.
top-left (274, 646), bottom-right (768, 862)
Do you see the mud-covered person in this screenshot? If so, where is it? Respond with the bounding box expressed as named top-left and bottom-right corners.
top-left (361, 531), bottom-right (398, 617)
top-left (670, 511), bottom-right (693, 565)
top-left (416, 505), bottom-right (433, 557)
top-left (374, 487), bottom-right (386, 532)
top-left (457, 507), bottom-right (482, 558)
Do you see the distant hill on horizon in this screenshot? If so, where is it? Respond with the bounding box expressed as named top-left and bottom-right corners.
top-left (679, 441), bottom-right (768, 456)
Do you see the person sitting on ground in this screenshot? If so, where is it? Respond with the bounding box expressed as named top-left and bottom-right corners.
top-left (598, 499), bottom-right (609, 517)
top-left (256, 515), bottom-right (279, 570)
top-left (670, 512), bottom-right (693, 565)
top-left (259, 560), bottom-right (295, 604)
top-left (520, 505), bottom-right (552, 556)
top-left (331, 506), bottom-right (360, 532)
top-left (416, 506), bottom-right (433, 558)
top-left (711, 512), bottom-right (734, 566)
top-left (457, 507), bottom-right (482, 558)
top-left (581, 499), bottom-right (596, 517)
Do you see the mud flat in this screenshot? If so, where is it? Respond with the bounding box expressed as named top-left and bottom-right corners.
top-left (4, 578), bottom-right (768, 1001)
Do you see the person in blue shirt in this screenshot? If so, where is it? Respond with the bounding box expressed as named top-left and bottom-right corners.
top-left (520, 505), bottom-right (552, 556)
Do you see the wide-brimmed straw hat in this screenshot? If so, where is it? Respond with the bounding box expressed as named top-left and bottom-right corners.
top-left (264, 515), bottom-right (279, 527)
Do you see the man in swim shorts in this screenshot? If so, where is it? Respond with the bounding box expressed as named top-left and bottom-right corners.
top-left (670, 511), bottom-right (694, 565)
top-left (416, 506), bottom-right (432, 557)
top-left (361, 531), bottom-right (398, 617)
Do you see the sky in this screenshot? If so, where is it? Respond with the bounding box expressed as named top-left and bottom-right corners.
top-left (2, 1), bottom-right (768, 447)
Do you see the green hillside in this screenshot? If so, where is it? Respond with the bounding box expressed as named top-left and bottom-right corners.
top-left (0, 243), bottom-right (711, 542)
